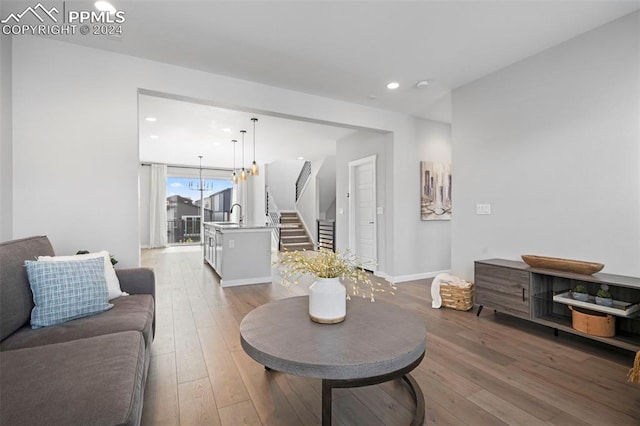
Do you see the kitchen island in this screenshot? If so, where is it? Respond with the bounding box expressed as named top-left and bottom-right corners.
top-left (203, 222), bottom-right (273, 287)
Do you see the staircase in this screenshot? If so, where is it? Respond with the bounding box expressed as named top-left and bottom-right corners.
top-left (280, 212), bottom-right (314, 251)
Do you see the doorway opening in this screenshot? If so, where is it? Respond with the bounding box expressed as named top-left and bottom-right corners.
top-left (348, 155), bottom-right (377, 272)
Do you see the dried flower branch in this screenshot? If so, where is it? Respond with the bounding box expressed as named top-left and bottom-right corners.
top-left (275, 248), bottom-right (396, 301)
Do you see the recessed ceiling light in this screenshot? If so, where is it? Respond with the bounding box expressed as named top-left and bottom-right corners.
top-left (221, 128), bottom-right (231, 133)
top-left (415, 80), bottom-right (430, 89)
top-left (298, 157), bottom-right (304, 160)
top-left (145, 117), bottom-right (157, 122)
top-left (386, 82), bottom-right (400, 90)
top-left (94, 1), bottom-right (116, 14)
top-left (150, 135), bottom-right (158, 139)
top-left (213, 142), bottom-right (221, 146)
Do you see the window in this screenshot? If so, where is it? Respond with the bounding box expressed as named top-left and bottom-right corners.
top-left (166, 177), bottom-right (233, 244)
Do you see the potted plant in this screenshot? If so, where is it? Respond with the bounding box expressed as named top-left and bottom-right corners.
top-left (571, 284), bottom-right (590, 302)
top-left (276, 249), bottom-right (394, 323)
top-left (595, 284), bottom-right (613, 307)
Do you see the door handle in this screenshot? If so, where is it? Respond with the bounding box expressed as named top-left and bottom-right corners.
top-left (522, 288), bottom-right (525, 302)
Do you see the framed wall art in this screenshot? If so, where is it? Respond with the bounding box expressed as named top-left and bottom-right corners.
top-left (420, 161), bottom-right (451, 220)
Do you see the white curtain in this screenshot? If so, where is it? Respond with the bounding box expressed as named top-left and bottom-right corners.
top-left (149, 164), bottom-right (168, 248)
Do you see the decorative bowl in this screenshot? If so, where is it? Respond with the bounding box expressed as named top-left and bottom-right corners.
top-left (521, 255), bottom-right (604, 275)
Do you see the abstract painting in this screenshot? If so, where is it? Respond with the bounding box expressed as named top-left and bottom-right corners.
top-left (420, 161), bottom-right (451, 220)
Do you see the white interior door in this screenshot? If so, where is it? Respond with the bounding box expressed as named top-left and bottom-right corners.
top-left (349, 155), bottom-right (377, 271)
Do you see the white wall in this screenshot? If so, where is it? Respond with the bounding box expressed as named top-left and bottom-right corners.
top-left (317, 155), bottom-right (337, 218)
top-left (336, 122), bottom-right (453, 281)
top-left (296, 158), bottom-right (323, 245)
top-left (452, 12), bottom-right (640, 280)
top-left (12, 35), bottom-right (449, 277)
top-left (138, 165), bottom-right (151, 247)
top-left (265, 160), bottom-right (304, 210)
top-left (414, 118), bottom-right (453, 276)
top-left (0, 34), bottom-right (12, 241)
top-left (336, 131), bottom-right (390, 275)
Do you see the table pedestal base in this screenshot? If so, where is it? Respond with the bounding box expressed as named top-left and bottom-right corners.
top-left (321, 351), bottom-right (425, 426)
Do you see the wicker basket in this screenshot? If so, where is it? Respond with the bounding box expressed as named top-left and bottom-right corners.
top-left (569, 306), bottom-right (615, 337)
top-left (440, 283), bottom-right (474, 311)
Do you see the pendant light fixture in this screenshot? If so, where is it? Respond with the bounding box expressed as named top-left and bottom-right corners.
top-left (250, 117), bottom-right (259, 176)
top-left (231, 139), bottom-right (238, 184)
top-left (240, 130), bottom-right (248, 182)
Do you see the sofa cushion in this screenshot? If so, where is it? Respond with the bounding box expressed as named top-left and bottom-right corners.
top-left (0, 236), bottom-right (55, 341)
top-left (0, 294), bottom-right (154, 351)
top-left (26, 258), bottom-right (113, 329)
top-left (0, 331), bottom-right (145, 426)
top-left (38, 251), bottom-right (127, 300)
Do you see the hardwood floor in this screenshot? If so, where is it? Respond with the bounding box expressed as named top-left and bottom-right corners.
top-left (140, 246), bottom-right (639, 425)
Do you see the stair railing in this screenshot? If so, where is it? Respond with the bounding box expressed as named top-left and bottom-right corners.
top-left (317, 219), bottom-right (336, 252)
top-left (295, 161), bottom-right (312, 203)
top-left (265, 186), bottom-right (282, 250)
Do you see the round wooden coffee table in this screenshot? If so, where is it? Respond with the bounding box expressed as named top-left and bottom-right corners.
top-left (240, 296), bottom-right (426, 426)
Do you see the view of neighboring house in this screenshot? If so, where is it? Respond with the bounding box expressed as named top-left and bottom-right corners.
top-left (194, 187), bottom-right (233, 222)
top-left (166, 187), bottom-right (233, 244)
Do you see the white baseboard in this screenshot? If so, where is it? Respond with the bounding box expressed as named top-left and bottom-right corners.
top-left (375, 269), bottom-right (452, 284)
top-left (220, 276), bottom-right (273, 287)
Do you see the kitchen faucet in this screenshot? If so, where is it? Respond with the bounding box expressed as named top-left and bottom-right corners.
top-left (230, 203), bottom-right (243, 224)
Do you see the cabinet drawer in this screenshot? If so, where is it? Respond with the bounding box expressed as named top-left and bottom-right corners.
top-left (475, 263), bottom-right (530, 318)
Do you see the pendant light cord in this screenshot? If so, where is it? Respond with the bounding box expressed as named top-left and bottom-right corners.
top-left (252, 118), bottom-right (256, 160)
top-left (241, 130), bottom-right (246, 167)
top-left (232, 140), bottom-right (237, 171)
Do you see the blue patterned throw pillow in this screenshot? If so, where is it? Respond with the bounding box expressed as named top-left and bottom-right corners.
top-left (25, 258), bottom-right (113, 329)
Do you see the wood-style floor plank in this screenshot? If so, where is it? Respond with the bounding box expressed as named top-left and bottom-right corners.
top-left (230, 349), bottom-right (304, 425)
top-left (178, 378), bottom-right (222, 426)
top-left (466, 389), bottom-right (547, 426)
top-left (141, 353), bottom-right (180, 426)
top-left (175, 329), bottom-right (209, 384)
top-left (140, 246), bottom-right (639, 426)
top-left (217, 400), bottom-right (261, 426)
top-left (271, 373), bottom-right (321, 426)
top-left (350, 384), bottom-right (414, 425)
top-left (197, 325), bottom-right (251, 409)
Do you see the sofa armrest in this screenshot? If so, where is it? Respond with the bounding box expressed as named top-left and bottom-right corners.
top-left (116, 268), bottom-right (155, 299)
top-left (116, 268), bottom-right (156, 338)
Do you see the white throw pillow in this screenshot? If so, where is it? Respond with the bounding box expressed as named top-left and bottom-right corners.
top-left (37, 251), bottom-right (127, 300)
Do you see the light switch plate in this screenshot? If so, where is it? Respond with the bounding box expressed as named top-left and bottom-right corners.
top-left (476, 204), bottom-right (492, 215)
top-left (229, 240), bottom-right (235, 248)
top-left (339, 208), bottom-right (344, 214)
top-left (377, 207), bottom-right (384, 215)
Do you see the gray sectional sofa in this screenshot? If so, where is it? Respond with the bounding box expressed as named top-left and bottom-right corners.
top-left (0, 236), bottom-right (155, 426)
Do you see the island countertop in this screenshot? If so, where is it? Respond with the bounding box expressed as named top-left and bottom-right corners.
top-left (204, 222), bottom-right (299, 232)
top-left (203, 222), bottom-right (274, 232)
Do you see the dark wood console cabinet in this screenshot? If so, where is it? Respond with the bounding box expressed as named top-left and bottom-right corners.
top-left (475, 259), bottom-right (640, 352)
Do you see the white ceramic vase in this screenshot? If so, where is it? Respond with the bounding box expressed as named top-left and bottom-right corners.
top-left (308, 277), bottom-right (346, 324)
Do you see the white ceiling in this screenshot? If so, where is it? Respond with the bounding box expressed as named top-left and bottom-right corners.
top-left (7, 1), bottom-right (639, 167)
top-left (138, 94), bottom-right (357, 169)
top-left (32, 0), bottom-right (640, 122)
